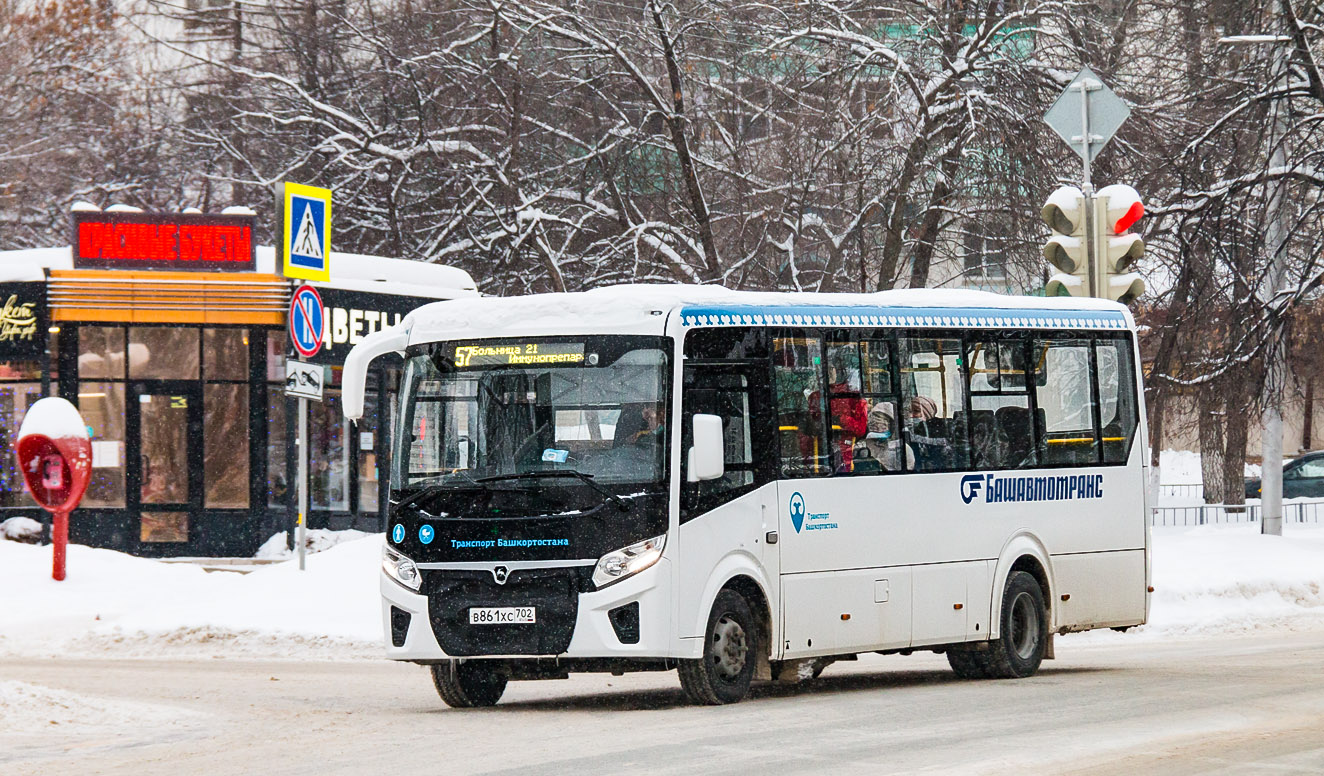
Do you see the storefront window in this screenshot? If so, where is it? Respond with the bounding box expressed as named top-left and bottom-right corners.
top-left (0, 382), bottom-right (41, 507)
top-left (267, 387), bottom-right (287, 508)
top-left (204, 329), bottom-right (249, 381)
top-left (0, 362), bottom-right (41, 380)
top-left (205, 383), bottom-right (249, 508)
top-left (80, 382), bottom-right (126, 508)
top-left (358, 392), bottom-right (379, 513)
top-left (266, 331), bottom-right (286, 382)
top-left (130, 327), bottom-right (199, 380)
top-left (310, 390), bottom-right (349, 511)
top-left (80, 326), bottom-right (125, 379)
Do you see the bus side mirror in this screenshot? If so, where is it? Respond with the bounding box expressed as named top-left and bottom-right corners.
top-left (688, 414), bottom-right (725, 483)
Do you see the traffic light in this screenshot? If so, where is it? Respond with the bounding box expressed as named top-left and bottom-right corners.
top-left (1094, 184), bottom-right (1146, 304)
top-left (1040, 183), bottom-right (1147, 303)
top-left (1041, 186), bottom-right (1088, 297)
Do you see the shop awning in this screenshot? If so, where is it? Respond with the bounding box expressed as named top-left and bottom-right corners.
top-left (48, 270), bottom-right (289, 325)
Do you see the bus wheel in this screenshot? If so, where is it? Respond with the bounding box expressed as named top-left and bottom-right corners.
top-left (678, 589), bottom-right (758, 705)
top-left (945, 648), bottom-right (991, 679)
top-left (430, 660), bottom-right (507, 708)
top-left (984, 570), bottom-right (1049, 679)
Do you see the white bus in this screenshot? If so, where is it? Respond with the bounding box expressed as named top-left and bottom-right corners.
top-left (343, 286), bottom-right (1149, 707)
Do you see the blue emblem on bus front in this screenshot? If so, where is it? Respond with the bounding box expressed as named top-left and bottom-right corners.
top-left (418, 525), bottom-right (435, 545)
top-left (392, 524), bottom-right (405, 544)
top-left (789, 492), bottom-right (806, 533)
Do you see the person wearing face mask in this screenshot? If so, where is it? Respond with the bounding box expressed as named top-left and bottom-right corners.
top-left (859, 401), bottom-right (907, 472)
top-left (907, 395), bottom-right (951, 470)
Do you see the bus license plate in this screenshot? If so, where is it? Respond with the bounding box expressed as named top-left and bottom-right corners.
top-left (469, 607), bottom-right (536, 625)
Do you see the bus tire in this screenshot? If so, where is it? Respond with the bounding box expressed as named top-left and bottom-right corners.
top-left (678, 589), bottom-right (758, 705)
top-left (945, 648), bottom-right (991, 679)
top-left (430, 660), bottom-right (507, 708)
top-left (983, 570), bottom-right (1049, 679)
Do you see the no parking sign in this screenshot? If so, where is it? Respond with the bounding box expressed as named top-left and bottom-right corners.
top-left (289, 285), bottom-right (324, 358)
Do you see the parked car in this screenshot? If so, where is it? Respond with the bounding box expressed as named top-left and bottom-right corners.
top-left (1244, 451), bottom-right (1324, 499)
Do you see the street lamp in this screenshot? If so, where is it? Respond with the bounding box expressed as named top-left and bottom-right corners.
top-left (1218, 34), bottom-right (1292, 536)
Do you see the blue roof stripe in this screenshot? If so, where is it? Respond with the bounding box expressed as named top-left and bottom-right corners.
top-left (677, 305), bottom-right (1128, 331)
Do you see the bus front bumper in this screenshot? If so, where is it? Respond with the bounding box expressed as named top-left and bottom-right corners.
top-left (380, 558), bottom-right (673, 661)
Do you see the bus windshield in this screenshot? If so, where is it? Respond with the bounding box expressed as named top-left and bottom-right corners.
top-left (392, 336), bottom-right (670, 496)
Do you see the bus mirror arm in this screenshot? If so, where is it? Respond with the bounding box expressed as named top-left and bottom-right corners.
top-left (343, 327), bottom-right (409, 421)
top-left (687, 414), bottom-right (725, 483)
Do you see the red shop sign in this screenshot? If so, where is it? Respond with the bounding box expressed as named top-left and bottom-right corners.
top-left (71, 211), bottom-right (257, 271)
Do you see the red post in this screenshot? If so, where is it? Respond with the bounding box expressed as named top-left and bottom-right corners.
top-left (52, 510), bottom-right (68, 581)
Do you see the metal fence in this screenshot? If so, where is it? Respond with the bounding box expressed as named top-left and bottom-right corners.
top-left (1157, 483), bottom-right (1204, 500)
top-left (1150, 500), bottom-right (1324, 527)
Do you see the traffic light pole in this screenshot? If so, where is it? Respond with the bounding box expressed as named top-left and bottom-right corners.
top-left (1074, 77), bottom-right (1102, 299)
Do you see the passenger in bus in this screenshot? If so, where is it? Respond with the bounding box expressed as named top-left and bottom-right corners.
top-left (907, 395), bottom-right (951, 470)
top-left (814, 359), bottom-right (868, 473)
top-left (858, 401), bottom-right (906, 471)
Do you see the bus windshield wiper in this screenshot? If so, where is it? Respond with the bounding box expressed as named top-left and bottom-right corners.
top-left (476, 470), bottom-right (631, 512)
top-left (394, 471), bottom-right (490, 513)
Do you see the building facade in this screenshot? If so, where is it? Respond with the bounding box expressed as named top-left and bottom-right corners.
top-left (0, 209), bottom-right (477, 556)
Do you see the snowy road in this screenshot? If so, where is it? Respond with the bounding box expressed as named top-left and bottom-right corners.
top-left (3, 630), bottom-right (1323, 775)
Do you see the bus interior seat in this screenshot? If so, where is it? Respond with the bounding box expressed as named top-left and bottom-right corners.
top-left (995, 406), bottom-right (1037, 467)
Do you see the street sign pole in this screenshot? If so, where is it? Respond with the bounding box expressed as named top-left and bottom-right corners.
top-left (298, 396), bottom-right (308, 571)
top-left (1045, 67), bottom-right (1130, 301)
top-left (1073, 77), bottom-right (1100, 298)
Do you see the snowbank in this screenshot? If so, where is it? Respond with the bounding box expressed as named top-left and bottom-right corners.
top-left (254, 528), bottom-right (372, 559)
top-left (0, 535), bottom-right (384, 660)
top-left (1, 516), bottom-right (42, 543)
top-left (0, 680), bottom-right (206, 734)
top-left (2, 525), bottom-right (1322, 660)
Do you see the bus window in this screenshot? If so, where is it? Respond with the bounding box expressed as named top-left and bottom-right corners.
top-left (1033, 339), bottom-right (1100, 465)
top-left (843, 338), bottom-right (902, 475)
top-left (1095, 337), bottom-right (1138, 464)
top-left (825, 340), bottom-right (869, 474)
top-left (967, 339), bottom-right (1036, 469)
top-left (773, 335), bottom-right (828, 477)
top-left (899, 337), bottom-right (970, 471)
top-left (681, 370), bottom-right (758, 519)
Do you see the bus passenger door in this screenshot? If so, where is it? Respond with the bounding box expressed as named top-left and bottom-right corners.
top-left (677, 362), bottom-right (779, 644)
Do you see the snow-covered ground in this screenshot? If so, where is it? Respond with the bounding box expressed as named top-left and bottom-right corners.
top-left (1158, 449), bottom-right (1261, 484)
top-left (3, 523), bottom-right (1324, 661)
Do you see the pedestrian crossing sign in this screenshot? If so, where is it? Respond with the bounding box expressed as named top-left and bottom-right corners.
top-left (281, 182), bottom-right (332, 281)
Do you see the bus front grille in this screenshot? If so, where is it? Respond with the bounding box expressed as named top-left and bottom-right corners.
top-left (423, 568), bottom-right (588, 656)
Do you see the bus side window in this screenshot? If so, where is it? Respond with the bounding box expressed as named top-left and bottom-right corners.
top-left (825, 339), bottom-right (869, 474)
top-left (773, 334), bottom-right (829, 477)
top-left (1095, 337), bottom-right (1139, 464)
top-left (899, 337), bottom-right (970, 471)
top-left (1033, 338), bottom-right (1100, 465)
top-left (680, 368), bottom-right (762, 521)
top-left (967, 338), bottom-right (1036, 469)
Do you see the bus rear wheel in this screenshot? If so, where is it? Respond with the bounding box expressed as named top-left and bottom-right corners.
top-left (948, 570), bottom-right (1048, 680)
top-left (430, 660), bottom-right (507, 708)
top-left (678, 589), bottom-right (758, 705)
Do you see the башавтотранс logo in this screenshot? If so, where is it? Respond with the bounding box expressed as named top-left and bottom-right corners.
top-left (961, 473), bottom-right (1104, 504)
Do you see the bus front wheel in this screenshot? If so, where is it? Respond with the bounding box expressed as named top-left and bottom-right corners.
top-left (678, 589), bottom-right (758, 705)
top-left (430, 660), bottom-right (507, 708)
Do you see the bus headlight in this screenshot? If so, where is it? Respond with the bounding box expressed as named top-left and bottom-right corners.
top-left (382, 543), bottom-right (421, 591)
top-left (593, 534), bottom-right (666, 589)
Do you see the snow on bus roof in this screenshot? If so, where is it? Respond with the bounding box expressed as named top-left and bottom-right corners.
top-left (404, 284), bottom-right (1133, 341)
